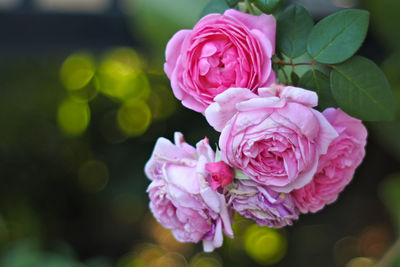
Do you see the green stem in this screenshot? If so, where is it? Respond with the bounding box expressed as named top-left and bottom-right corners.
top-left (273, 58), bottom-right (333, 68)
top-left (245, 0), bottom-right (256, 14)
top-left (290, 58), bottom-right (295, 73)
top-left (278, 64), bottom-right (289, 85)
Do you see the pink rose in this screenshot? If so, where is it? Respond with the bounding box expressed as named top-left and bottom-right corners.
top-left (228, 179), bottom-right (299, 228)
top-left (205, 161), bottom-right (234, 190)
top-left (292, 108), bottom-right (367, 213)
top-left (164, 9), bottom-right (277, 113)
top-left (145, 132), bottom-right (233, 252)
top-left (205, 85), bottom-right (338, 193)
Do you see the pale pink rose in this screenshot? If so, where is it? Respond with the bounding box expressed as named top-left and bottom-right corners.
top-left (205, 161), bottom-right (234, 190)
top-left (145, 132), bottom-right (233, 252)
top-left (205, 85), bottom-right (338, 193)
top-left (291, 108), bottom-right (367, 213)
top-left (164, 9), bottom-right (277, 113)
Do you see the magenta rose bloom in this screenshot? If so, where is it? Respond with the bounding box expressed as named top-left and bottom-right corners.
top-left (228, 179), bottom-right (299, 228)
top-left (145, 132), bottom-right (233, 252)
top-left (205, 85), bottom-right (338, 193)
top-left (205, 161), bottom-right (234, 190)
top-left (291, 108), bottom-right (367, 213)
top-left (164, 9), bottom-right (277, 113)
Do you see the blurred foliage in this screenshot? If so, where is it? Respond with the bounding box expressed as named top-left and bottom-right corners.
top-left (363, 0), bottom-right (400, 264)
top-left (364, 0), bottom-right (400, 50)
top-left (0, 240), bottom-right (83, 267)
top-left (370, 52), bottom-right (400, 160)
top-left (124, 0), bottom-right (209, 62)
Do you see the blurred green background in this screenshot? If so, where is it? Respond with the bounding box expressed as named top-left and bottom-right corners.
top-left (0, 0), bottom-right (400, 266)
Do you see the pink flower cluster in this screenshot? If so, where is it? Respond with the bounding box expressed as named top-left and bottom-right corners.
top-left (144, 9), bottom-right (367, 252)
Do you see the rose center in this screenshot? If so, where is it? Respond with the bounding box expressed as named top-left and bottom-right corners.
top-left (197, 39), bottom-right (240, 91)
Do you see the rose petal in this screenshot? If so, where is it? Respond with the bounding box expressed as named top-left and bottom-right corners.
top-left (164, 30), bottom-right (191, 78)
top-left (224, 9), bottom-right (276, 51)
top-left (205, 88), bottom-right (257, 132)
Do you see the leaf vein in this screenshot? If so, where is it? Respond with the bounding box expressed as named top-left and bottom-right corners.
top-left (333, 66), bottom-right (390, 114)
top-left (313, 15), bottom-right (363, 59)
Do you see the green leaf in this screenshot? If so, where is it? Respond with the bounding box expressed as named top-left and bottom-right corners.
top-left (253, 0), bottom-right (285, 14)
top-left (200, 0), bottom-right (230, 17)
top-left (234, 169), bottom-right (250, 180)
top-left (277, 4), bottom-right (314, 58)
top-left (364, 0), bottom-right (400, 49)
top-left (291, 71), bottom-right (299, 86)
top-left (225, 0), bottom-right (240, 7)
top-left (330, 56), bottom-right (395, 121)
top-left (307, 9), bottom-right (369, 64)
top-left (299, 69), bottom-right (336, 110)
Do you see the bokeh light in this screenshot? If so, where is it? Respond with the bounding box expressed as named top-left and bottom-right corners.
top-left (78, 160), bottom-right (109, 193)
top-left (117, 244), bottom-right (186, 267)
top-left (95, 48), bottom-right (150, 101)
top-left (60, 52), bottom-right (96, 91)
top-left (153, 252), bottom-right (187, 267)
top-left (57, 98), bottom-right (90, 137)
top-left (346, 257), bottom-right (375, 267)
top-left (224, 214), bottom-right (253, 254)
top-left (68, 81), bottom-right (99, 103)
top-left (117, 98), bottom-right (152, 137)
top-left (333, 236), bottom-right (359, 266)
top-left (149, 217), bottom-right (193, 253)
top-left (243, 224), bottom-right (287, 265)
top-left (188, 252), bottom-right (222, 267)
top-left (358, 225), bottom-right (392, 258)
top-left (58, 48), bottom-right (177, 141)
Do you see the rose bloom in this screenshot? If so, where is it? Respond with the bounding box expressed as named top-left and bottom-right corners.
top-left (291, 108), bottom-right (367, 213)
top-left (205, 161), bottom-right (234, 190)
top-left (228, 179), bottom-right (299, 228)
top-left (145, 132), bottom-right (233, 252)
top-left (205, 85), bottom-right (338, 193)
top-left (164, 9), bottom-right (277, 113)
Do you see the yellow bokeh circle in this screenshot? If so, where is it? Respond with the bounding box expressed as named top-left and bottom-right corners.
top-left (117, 99), bottom-right (152, 137)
